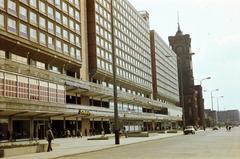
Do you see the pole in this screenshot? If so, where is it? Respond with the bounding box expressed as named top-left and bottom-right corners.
top-left (211, 91), bottom-right (214, 111)
top-left (111, 0), bottom-right (120, 144)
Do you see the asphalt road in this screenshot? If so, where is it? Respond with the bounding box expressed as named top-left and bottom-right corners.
top-left (57, 127), bottom-right (240, 159)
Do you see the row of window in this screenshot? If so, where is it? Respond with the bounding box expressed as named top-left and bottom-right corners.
top-left (0, 72), bottom-right (65, 104)
top-left (0, 14), bottom-right (81, 60)
top-left (96, 47), bottom-right (112, 62)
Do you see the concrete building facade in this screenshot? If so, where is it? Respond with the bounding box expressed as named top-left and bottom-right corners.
top-left (0, 0), bottom-right (182, 141)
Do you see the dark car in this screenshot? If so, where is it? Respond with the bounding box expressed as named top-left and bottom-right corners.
top-left (212, 127), bottom-right (219, 130)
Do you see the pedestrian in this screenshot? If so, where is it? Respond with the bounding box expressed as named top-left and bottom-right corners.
top-left (46, 127), bottom-right (54, 152)
top-left (67, 129), bottom-right (71, 137)
top-left (76, 129), bottom-right (82, 138)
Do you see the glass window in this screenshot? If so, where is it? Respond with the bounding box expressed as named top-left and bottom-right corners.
top-left (55, 0), bottom-right (61, 8)
top-left (75, 23), bottom-right (80, 33)
top-left (29, 11), bottom-right (37, 25)
top-left (62, 2), bottom-right (68, 13)
top-left (30, 27), bottom-right (37, 41)
top-left (55, 39), bottom-right (62, 52)
top-left (39, 17), bottom-right (46, 30)
top-left (70, 47), bottom-right (75, 57)
top-left (20, 0), bottom-right (27, 4)
top-left (62, 15), bottom-right (68, 27)
top-left (39, 32), bottom-right (46, 45)
top-left (48, 21), bottom-right (54, 34)
top-left (63, 43), bottom-right (68, 54)
top-left (19, 23), bottom-right (28, 38)
top-left (19, 6), bottom-right (27, 21)
top-left (7, 18), bottom-right (16, 33)
top-left (69, 19), bottom-right (74, 30)
top-left (48, 35), bottom-right (54, 49)
top-left (69, 6), bottom-right (74, 17)
top-left (63, 29), bottom-right (68, 41)
top-left (75, 11), bottom-right (80, 21)
top-left (39, 1), bottom-right (46, 14)
top-left (74, 0), bottom-right (80, 9)
top-left (0, 14), bottom-right (4, 29)
top-left (0, 0), bottom-right (5, 10)
top-left (75, 36), bottom-right (81, 47)
top-left (55, 25), bottom-right (61, 37)
top-left (29, 0), bottom-right (37, 8)
top-left (47, 6), bottom-right (54, 19)
top-left (69, 33), bottom-right (75, 44)
top-left (8, 0), bottom-right (16, 16)
top-left (55, 11), bottom-right (61, 24)
top-left (76, 49), bottom-right (81, 60)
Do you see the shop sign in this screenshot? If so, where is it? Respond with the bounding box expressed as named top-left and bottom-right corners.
top-left (78, 110), bottom-right (91, 116)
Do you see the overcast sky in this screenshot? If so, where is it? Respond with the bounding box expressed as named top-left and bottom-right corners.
top-left (129, 0), bottom-right (240, 111)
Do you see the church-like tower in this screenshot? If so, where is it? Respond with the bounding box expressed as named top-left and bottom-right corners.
top-left (168, 24), bottom-right (199, 126)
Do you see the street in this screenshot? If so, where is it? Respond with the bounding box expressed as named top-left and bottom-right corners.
top-left (57, 127), bottom-right (240, 159)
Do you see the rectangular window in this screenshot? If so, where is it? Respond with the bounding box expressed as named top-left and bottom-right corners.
top-left (49, 83), bottom-right (56, 103)
top-left (29, 0), bottom-right (37, 8)
top-left (0, 72), bottom-right (4, 96)
top-left (0, 14), bottom-right (4, 29)
top-left (62, 15), bottom-right (68, 27)
top-left (29, 11), bottom-right (37, 25)
top-left (48, 21), bottom-right (54, 34)
top-left (7, 18), bottom-right (16, 34)
top-left (39, 81), bottom-right (48, 102)
top-left (19, 6), bottom-right (27, 21)
top-left (63, 29), bottom-right (68, 41)
top-left (55, 39), bottom-right (62, 52)
top-left (63, 43), bottom-right (68, 54)
top-left (62, 2), bottom-right (68, 13)
top-left (55, 11), bottom-right (61, 24)
top-left (0, 0), bottom-right (4, 10)
top-left (39, 32), bottom-right (46, 45)
top-left (12, 54), bottom-right (27, 64)
top-left (69, 6), bottom-right (74, 17)
top-left (70, 47), bottom-right (75, 57)
top-left (55, 25), bottom-right (61, 37)
top-left (75, 36), bottom-right (81, 47)
top-left (74, 0), bottom-right (80, 9)
top-left (18, 76), bottom-right (29, 99)
top-left (55, 0), bottom-right (61, 8)
top-left (57, 85), bottom-right (65, 103)
top-left (76, 49), bottom-right (81, 60)
top-left (29, 78), bottom-right (39, 100)
top-left (69, 19), bottom-right (74, 30)
top-left (8, 0), bottom-right (16, 16)
top-left (69, 33), bottom-right (75, 44)
top-left (48, 35), bottom-right (54, 49)
top-left (5, 74), bottom-right (17, 98)
top-left (75, 11), bottom-right (80, 21)
top-left (39, 16), bottom-right (46, 29)
top-left (19, 23), bottom-right (28, 38)
top-left (39, 1), bottom-right (46, 14)
top-left (47, 6), bottom-right (54, 19)
top-left (75, 23), bottom-right (80, 34)
top-left (30, 28), bottom-right (37, 41)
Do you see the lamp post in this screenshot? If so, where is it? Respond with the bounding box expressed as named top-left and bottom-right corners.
top-left (110, 0), bottom-right (119, 144)
top-left (216, 96), bottom-right (224, 126)
top-left (210, 89), bottom-right (219, 111)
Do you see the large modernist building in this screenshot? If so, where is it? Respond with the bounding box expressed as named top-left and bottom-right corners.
top-left (0, 0), bottom-right (181, 141)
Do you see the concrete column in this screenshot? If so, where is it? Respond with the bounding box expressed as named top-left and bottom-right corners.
top-left (82, 118), bottom-right (90, 136)
top-left (8, 117), bottom-right (13, 141)
top-left (63, 117), bottom-right (66, 130)
top-left (30, 118), bottom-right (34, 140)
top-left (76, 117), bottom-right (79, 131)
top-left (152, 121), bottom-right (155, 131)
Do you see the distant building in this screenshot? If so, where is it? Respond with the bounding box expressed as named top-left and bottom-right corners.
top-left (204, 109), bottom-right (217, 127)
top-left (218, 110), bottom-right (240, 125)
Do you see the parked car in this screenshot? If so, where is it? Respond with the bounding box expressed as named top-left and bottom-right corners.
top-left (212, 126), bottom-right (219, 130)
top-left (184, 126), bottom-right (196, 135)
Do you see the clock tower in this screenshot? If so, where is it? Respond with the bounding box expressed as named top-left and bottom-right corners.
top-left (168, 24), bottom-right (198, 127)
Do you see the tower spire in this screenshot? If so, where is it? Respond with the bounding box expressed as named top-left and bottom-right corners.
top-left (176, 11), bottom-right (183, 36)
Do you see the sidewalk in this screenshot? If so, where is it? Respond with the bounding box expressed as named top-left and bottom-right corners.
top-left (5, 131), bottom-right (184, 159)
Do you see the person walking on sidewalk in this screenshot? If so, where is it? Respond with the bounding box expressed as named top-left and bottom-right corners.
top-left (46, 127), bottom-right (54, 152)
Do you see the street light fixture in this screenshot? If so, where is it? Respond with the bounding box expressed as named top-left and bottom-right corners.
top-left (200, 77), bottom-right (211, 85)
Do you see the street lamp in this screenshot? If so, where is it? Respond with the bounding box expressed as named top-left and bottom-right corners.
top-left (217, 96), bottom-right (224, 112)
top-left (210, 89), bottom-right (219, 111)
top-left (110, 0), bottom-right (119, 144)
top-left (200, 77), bottom-right (211, 85)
